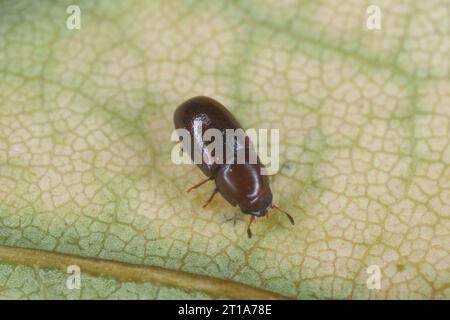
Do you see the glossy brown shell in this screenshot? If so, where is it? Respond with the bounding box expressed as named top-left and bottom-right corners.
top-left (174, 96), bottom-right (273, 215)
top-left (174, 96), bottom-right (242, 177)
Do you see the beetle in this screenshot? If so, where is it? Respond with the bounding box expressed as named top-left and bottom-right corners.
top-left (173, 96), bottom-right (294, 238)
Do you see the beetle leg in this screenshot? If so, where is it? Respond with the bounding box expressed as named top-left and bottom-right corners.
top-left (202, 188), bottom-right (218, 208)
top-left (186, 177), bottom-right (213, 192)
top-left (246, 215), bottom-right (256, 238)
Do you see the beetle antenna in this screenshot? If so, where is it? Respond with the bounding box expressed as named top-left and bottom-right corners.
top-left (272, 205), bottom-right (295, 225)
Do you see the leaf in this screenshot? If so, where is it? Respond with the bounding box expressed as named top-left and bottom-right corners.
top-left (0, 0), bottom-right (449, 299)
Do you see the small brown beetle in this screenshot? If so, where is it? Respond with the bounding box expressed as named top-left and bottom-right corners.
top-left (174, 96), bottom-right (294, 238)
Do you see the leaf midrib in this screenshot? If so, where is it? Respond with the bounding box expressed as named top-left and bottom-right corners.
top-left (0, 244), bottom-right (289, 300)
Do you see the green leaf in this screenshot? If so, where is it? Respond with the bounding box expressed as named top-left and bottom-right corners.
top-left (0, 0), bottom-right (449, 299)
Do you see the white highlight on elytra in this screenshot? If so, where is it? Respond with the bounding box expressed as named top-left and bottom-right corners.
top-left (66, 265), bottom-right (81, 290)
top-left (66, 5), bottom-right (81, 30)
top-left (170, 123), bottom-right (280, 175)
top-left (366, 5), bottom-right (382, 30)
